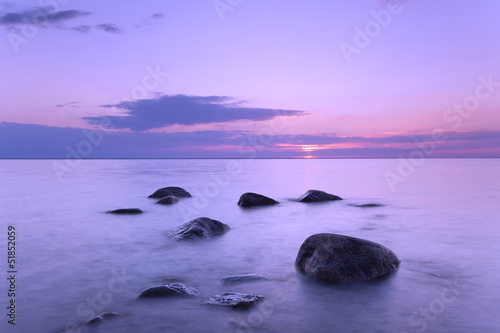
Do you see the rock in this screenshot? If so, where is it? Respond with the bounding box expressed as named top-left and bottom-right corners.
top-left (296, 190), bottom-right (342, 202)
top-left (156, 195), bottom-right (180, 205)
top-left (166, 217), bottom-right (230, 241)
top-left (138, 283), bottom-right (200, 299)
top-left (86, 312), bottom-right (124, 326)
top-left (295, 233), bottom-right (400, 284)
top-left (221, 274), bottom-right (271, 286)
top-left (205, 292), bottom-right (264, 309)
top-left (148, 187), bottom-right (192, 199)
top-left (237, 192), bottom-right (279, 208)
top-left (349, 203), bottom-right (385, 208)
top-left (106, 208), bottom-right (143, 214)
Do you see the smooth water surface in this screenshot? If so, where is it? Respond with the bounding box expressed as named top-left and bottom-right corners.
top-left (0, 158), bottom-right (499, 333)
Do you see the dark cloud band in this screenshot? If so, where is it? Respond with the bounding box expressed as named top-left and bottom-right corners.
top-left (84, 94), bottom-right (306, 131)
top-left (0, 122), bottom-right (498, 158)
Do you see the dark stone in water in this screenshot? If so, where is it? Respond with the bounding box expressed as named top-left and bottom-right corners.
top-left (295, 233), bottom-right (400, 284)
top-left (166, 217), bottom-right (230, 241)
top-left (106, 208), bottom-right (143, 214)
top-left (148, 186), bottom-right (192, 199)
top-left (156, 195), bottom-right (180, 205)
top-left (296, 190), bottom-right (342, 202)
top-left (138, 283), bottom-right (200, 299)
top-left (86, 312), bottom-right (124, 326)
top-left (349, 203), bottom-right (385, 208)
top-left (221, 274), bottom-right (271, 286)
top-left (205, 292), bottom-right (264, 309)
top-left (237, 192), bottom-right (279, 208)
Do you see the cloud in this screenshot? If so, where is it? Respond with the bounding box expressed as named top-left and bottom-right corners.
top-left (0, 122), bottom-right (498, 159)
top-left (84, 95), bottom-right (306, 131)
top-left (72, 25), bottom-right (91, 33)
top-left (135, 13), bottom-right (165, 29)
top-left (0, 6), bottom-right (122, 34)
top-left (56, 101), bottom-right (80, 108)
top-left (95, 23), bottom-right (122, 34)
top-left (0, 7), bottom-right (90, 26)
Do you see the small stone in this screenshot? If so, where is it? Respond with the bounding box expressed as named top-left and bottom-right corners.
top-left (86, 312), bottom-right (124, 326)
top-left (237, 192), bottom-right (279, 208)
top-left (349, 203), bottom-right (385, 208)
top-left (138, 283), bottom-right (200, 299)
top-left (205, 292), bottom-right (264, 309)
top-left (221, 274), bottom-right (271, 286)
top-left (106, 208), bottom-right (143, 214)
top-left (148, 187), bottom-right (192, 199)
top-left (166, 217), bottom-right (230, 241)
top-left (296, 190), bottom-right (342, 202)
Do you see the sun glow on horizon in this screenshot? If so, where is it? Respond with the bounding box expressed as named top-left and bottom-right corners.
top-left (300, 145), bottom-right (321, 152)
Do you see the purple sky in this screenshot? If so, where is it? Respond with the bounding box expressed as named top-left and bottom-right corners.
top-left (0, 0), bottom-right (499, 158)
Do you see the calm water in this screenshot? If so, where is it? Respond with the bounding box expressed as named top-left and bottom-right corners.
top-left (0, 158), bottom-right (499, 333)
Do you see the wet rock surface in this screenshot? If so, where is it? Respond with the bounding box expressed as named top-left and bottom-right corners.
top-left (106, 208), bottom-right (143, 214)
top-left (138, 283), bottom-right (200, 299)
top-left (148, 186), bottom-right (192, 199)
top-left (205, 292), bottom-right (264, 309)
top-left (348, 203), bottom-right (385, 208)
top-left (296, 190), bottom-right (342, 202)
top-left (295, 233), bottom-right (400, 283)
top-left (86, 312), bottom-right (124, 326)
top-left (237, 192), bottom-right (279, 208)
top-left (156, 195), bottom-right (180, 205)
top-left (221, 274), bottom-right (271, 286)
top-left (166, 217), bottom-right (230, 240)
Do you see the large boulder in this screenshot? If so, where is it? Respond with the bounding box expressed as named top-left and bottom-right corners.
top-left (156, 195), bottom-right (180, 205)
top-left (166, 217), bottom-right (230, 240)
top-left (221, 274), bottom-right (271, 286)
top-left (138, 283), bottom-right (200, 299)
top-left (106, 208), bottom-right (143, 214)
top-left (296, 190), bottom-right (342, 202)
top-left (295, 233), bottom-right (400, 283)
top-left (148, 187), bottom-right (192, 199)
top-left (237, 192), bottom-right (279, 208)
top-left (205, 292), bottom-right (264, 309)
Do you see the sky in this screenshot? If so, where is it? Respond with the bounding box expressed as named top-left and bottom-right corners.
top-left (0, 0), bottom-right (499, 158)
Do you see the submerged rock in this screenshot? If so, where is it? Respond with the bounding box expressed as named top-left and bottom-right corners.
top-left (148, 186), bottom-right (192, 199)
top-left (156, 195), bottom-right (180, 205)
top-left (349, 203), bottom-right (385, 208)
top-left (86, 312), bottom-right (124, 326)
top-left (221, 274), bottom-right (271, 286)
top-left (237, 193), bottom-right (279, 208)
top-left (205, 292), bottom-right (264, 309)
top-left (295, 233), bottom-right (400, 284)
top-left (106, 208), bottom-right (143, 214)
top-left (296, 190), bottom-right (342, 202)
top-left (138, 283), bottom-right (200, 299)
top-left (166, 217), bottom-right (230, 241)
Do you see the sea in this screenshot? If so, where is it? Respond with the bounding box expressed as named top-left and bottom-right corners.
top-left (0, 158), bottom-right (499, 333)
